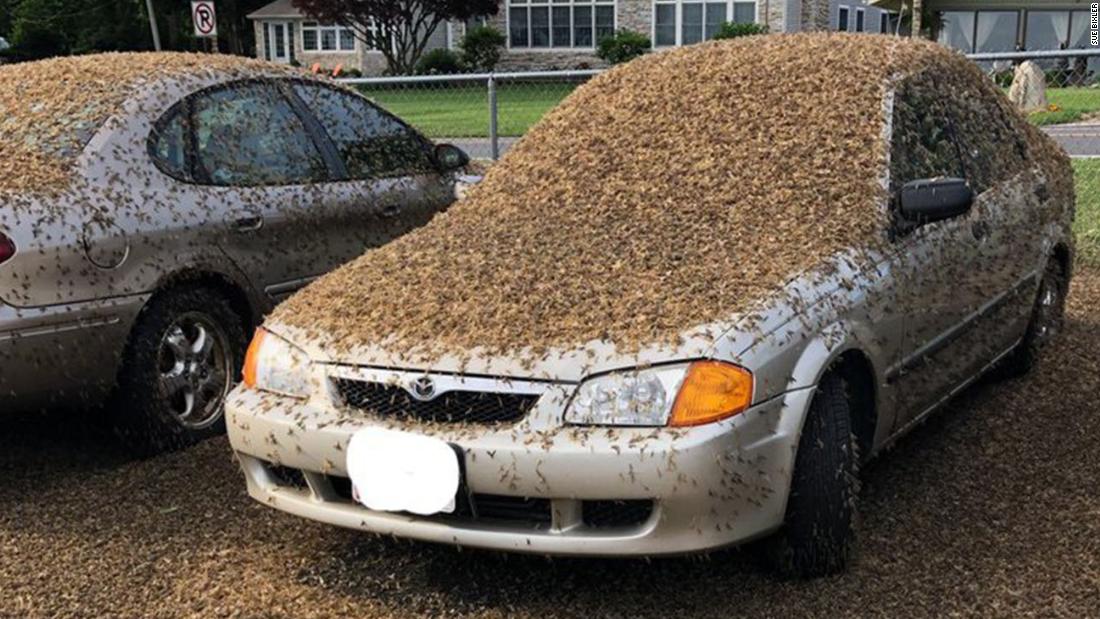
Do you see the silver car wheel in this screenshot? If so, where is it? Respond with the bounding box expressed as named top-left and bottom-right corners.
top-left (157, 312), bottom-right (232, 430)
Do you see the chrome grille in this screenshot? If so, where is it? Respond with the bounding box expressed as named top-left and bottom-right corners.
top-left (333, 378), bottom-right (539, 424)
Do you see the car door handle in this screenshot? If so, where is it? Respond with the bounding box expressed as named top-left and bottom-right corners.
top-left (231, 215), bottom-right (263, 232)
top-left (971, 221), bottom-right (990, 241)
top-left (381, 205), bottom-right (401, 218)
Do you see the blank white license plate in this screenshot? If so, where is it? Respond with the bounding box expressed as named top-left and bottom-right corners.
top-left (346, 427), bottom-right (459, 515)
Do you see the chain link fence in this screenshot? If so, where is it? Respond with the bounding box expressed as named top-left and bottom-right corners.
top-left (969, 49), bottom-right (1100, 266)
top-left (339, 70), bottom-right (600, 161)
top-left (339, 49), bottom-right (1100, 266)
top-left (338, 50), bottom-right (1100, 158)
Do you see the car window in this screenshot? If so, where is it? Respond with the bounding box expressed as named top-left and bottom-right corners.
top-left (149, 103), bottom-right (190, 181)
top-left (192, 82), bottom-right (328, 186)
top-left (890, 76), bottom-right (965, 195)
top-left (943, 84), bottom-right (1029, 194)
top-left (292, 82), bottom-right (435, 180)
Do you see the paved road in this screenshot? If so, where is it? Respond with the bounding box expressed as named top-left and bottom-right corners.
top-left (453, 126), bottom-right (1100, 160)
top-left (451, 137), bottom-right (518, 160)
top-left (1043, 122), bottom-right (1100, 157)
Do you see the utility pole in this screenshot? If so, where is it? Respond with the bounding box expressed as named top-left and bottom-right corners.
top-left (145, 0), bottom-right (162, 50)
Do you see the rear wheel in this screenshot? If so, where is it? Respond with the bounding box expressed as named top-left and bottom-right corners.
top-left (995, 256), bottom-right (1068, 378)
top-left (760, 371), bottom-right (859, 578)
top-left (110, 285), bottom-right (246, 456)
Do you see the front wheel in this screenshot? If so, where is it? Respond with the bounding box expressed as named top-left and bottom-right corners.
top-left (995, 256), bottom-right (1068, 379)
top-left (759, 371), bottom-right (859, 578)
top-left (110, 285), bottom-right (247, 456)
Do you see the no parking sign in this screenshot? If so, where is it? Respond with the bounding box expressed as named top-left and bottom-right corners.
top-left (192, 1), bottom-right (218, 38)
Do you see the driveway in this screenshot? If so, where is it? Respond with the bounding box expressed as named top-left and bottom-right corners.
top-left (1043, 122), bottom-right (1100, 157)
top-left (451, 137), bottom-right (519, 160)
top-left (2, 270), bottom-right (1098, 618)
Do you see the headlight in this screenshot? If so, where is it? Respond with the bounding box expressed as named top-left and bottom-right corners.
top-left (565, 361), bottom-right (753, 427)
top-left (242, 328), bottom-right (311, 399)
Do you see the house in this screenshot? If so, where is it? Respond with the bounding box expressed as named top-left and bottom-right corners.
top-left (247, 0), bottom-right (447, 74)
top-left (248, 0), bottom-right (897, 74)
top-left (870, 1), bottom-right (1097, 54)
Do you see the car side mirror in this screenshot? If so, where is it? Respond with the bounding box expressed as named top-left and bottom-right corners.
top-left (434, 143), bottom-right (470, 172)
top-left (898, 177), bottom-right (973, 226)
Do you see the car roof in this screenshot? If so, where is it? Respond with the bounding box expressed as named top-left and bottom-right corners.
top-left (0, 52), bottom-right (305, 196)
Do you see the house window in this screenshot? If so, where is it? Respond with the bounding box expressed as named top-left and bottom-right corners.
top-left (508, 0), bottom-right (614, 48)
top-left (838, 6), bottom-right (849, 32)
top-left (1026, 11), bottom-right (1071, 51)
top-left (653, 1), bottom-right (757, 47)
top-left (302, 22), bottom-right (358, 52)
top-left (879, 12), bottom-right (888, 34)
top-left (937, 10), bottom-right (1019, 54)
top-left (855, 8), bottom-right (864, 32)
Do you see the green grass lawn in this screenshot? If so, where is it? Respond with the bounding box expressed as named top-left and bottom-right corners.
top-left (1073, 159), bottom-right (1100, 267)
top-left (1029, 87), bottom-right (1100, 126)
top-left (358, 82), bottom-right (577, 138)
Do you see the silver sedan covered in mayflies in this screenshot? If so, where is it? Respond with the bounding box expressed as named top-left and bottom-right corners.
top-left (226, 35), bottom-right (1075, 578)
top-left (0, 53), bottom-right (468, 453)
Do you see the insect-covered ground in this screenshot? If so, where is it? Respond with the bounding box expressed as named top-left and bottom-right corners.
top-left (1, 266), bottom-right (1096, 619)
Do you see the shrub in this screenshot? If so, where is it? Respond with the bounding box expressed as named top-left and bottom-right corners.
top-left (596, 29), bottom-right (650, 65)
top-left (991, 69), bottom-right (1014, 89)
top-left (460, 25), bottom-right (506, 72)
top-left (712, 21), bottom-right (769, 39)
top-left (415, 48), bottom-right (464, 75)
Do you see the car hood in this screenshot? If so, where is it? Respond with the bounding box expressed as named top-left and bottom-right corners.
top-left (265, 246), bottom-right (881, 383)
top-left (265, 319), bottom-right (738, 383)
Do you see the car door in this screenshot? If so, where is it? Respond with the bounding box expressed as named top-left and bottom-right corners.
top-left (287, 81), bottom-right (455, 267)
top-left (888, 74), bottom-right (997, 430)
top-left (183, 80), bottom-right (352, 301)
top-left (944, 86), bottom-right (1045, 358)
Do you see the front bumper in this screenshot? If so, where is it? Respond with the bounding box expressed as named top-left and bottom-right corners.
top-left (226, 377), bottom-right (813, 557)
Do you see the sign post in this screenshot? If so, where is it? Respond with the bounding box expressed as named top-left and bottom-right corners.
top-left (191, 1), bottom-right (219, 51)
top-left (145, 0), bottom-right (161, 51)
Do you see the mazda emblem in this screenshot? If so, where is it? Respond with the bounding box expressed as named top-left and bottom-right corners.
top-left (408, 376), bottom-right (437, 401)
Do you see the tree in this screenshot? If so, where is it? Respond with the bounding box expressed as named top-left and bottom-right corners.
top-left (3, 0), bottom-right (147, 61)
top-left (292, 0), bottom-right (499, 75)
top-left (0, 0), bottom-right (15, 38)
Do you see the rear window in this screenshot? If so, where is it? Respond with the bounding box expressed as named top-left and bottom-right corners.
top-left (0, 92), bottom-right (114, 192)
top-left (0, 52), bottom-right (301, 195)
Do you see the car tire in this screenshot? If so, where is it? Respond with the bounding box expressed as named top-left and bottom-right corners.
top-left (994, 257), bottom-right (1068, 379)
top-left (109, 285), bottom-right (247, 456)
top-left (759, 371), bottom-right (858, 579)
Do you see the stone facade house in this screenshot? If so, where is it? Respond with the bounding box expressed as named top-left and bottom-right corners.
top-left (248, 0), bottom-right (896, 75)
top-left (871, 0), bottom-right (1098, 53)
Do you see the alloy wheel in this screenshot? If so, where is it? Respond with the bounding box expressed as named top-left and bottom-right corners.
top-left (156, 312), bottom-right (233, 430)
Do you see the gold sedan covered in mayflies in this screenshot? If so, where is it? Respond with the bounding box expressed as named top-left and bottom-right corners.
top-left (227, 34), bottom-right (1074, 578)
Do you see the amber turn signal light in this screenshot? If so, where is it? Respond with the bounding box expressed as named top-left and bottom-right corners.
top-left (669, 361), bottom-right (754, 427)
top-left (242, 328), bottom-right (267, 389)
